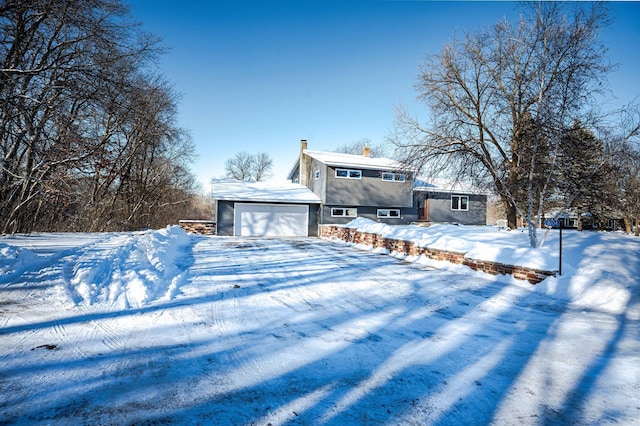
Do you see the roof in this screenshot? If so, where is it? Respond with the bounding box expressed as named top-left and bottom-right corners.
top-left (287, 149), bottom-right (410, 180)
top-left (211, 180), bottom-right (321, 203)
top-left (303, 150), bottom-right (407, 170)
top-left (414, 177), bottom-right (489, 195)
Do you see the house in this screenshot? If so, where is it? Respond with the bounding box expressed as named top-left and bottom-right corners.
top-left (287, 140), bottom-right (487, 227)
top-left (211, 140), bottom-right (488, 237)
top-left (413, 178), bottom-right (488, 226)
top-left (542, 210), bottom-right (625, 231)
top-left (211, 180), bottom-right (321, 237)
top-left (287, 140), bottom-right (417, 225)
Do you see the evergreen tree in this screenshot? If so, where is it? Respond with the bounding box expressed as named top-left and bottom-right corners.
top-left (558, 121), bottom-right (609, 230)
top-left (510, 113), bottom-right (557, 226)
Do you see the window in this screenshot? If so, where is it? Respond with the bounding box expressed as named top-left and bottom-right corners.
top-left (331, 207), bottom-right (357, 217)
top-left (314, 170), bottom-right (320, 180)
top-left (382, 172), bottom-right (406, 182)
top-left (377, 209), bottom-right (400, 218)
top-left (451, 195), bottom-right (469, 211)
top-left (335, 168), bottom-right (362, 179)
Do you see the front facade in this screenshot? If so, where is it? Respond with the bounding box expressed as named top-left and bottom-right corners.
top-left (212, 142), bottom-right (489, 238)
top-left (288, 141), bottom-right (488, 227)
top-left (288, 141), bottom-right (416, 225)
top-left (414, 178), bottom-right (488, 226)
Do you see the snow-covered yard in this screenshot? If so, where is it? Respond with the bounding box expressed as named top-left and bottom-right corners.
top-left (0, 226), bottom-right (638, 425)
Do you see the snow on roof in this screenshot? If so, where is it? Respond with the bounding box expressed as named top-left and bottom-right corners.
top-left (304, 150), bottom-right (407, 170)
top-left (414, 177), bottom-right (488, 195)
top-left (211, 180), bottom-right (321, 203)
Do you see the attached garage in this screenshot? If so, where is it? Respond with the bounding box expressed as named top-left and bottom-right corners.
top-left (211, 180), bottom-right (321, 237)
top-left (234, 203), bottom-right (309, 237)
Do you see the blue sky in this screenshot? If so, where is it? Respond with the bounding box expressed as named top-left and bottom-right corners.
top-left (127, 1), bottom-right (640, 189)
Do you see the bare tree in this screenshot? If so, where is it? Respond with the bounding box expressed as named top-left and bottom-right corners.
top-left (334, 138), bottom-right (389, 158)
top-left (0, 0), bottom-right (197, 232)
top-left (224, 152), bottom-right (254, 181)
top-left (390, 2), bottom-right (623, 247)
top-left (604, 109), bottom-right (640, 235)
top-left (224, 151), bottom-right (273, 181)
top-left (252, 152), bottom-right (273, 182)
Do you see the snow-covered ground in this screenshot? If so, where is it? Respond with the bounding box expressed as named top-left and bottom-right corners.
top-left (342, 218), bottom-right (639, 315)
top-left (0, 225), bottom-right (638, 425)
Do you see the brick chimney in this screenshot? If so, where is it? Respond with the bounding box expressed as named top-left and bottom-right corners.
top-left (299, 139), bottom-right (309, 186)
top-left (362, 146), bottom-right (371, 157)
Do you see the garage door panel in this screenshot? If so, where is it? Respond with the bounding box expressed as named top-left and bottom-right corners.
top-left (234, 203), bottom-right (309, 237)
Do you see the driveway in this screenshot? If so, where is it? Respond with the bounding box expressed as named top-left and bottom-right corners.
top-left (0, 235), bottom-right (637, 425)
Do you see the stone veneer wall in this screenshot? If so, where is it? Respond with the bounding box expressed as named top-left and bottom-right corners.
top-left (319, 224), bottom-right (555, 284)
top-left (179, 220), bottom-right (216, 235)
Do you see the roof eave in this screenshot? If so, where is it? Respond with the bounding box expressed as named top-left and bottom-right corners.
top-left (286, 158), bottom-right (300, 181)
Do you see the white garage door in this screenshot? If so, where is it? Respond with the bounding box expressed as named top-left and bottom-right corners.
top-left (234, 203), bottom-right (309, 237)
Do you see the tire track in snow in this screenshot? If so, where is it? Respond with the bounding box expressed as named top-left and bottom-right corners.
top-left (38, 233), bottom-right (139, 356)
top-left (0, 235), bottom-right (117, 357)
top-left (0, 234), bottom-right (114, 288)
top-left (50, 237), bottom-right (133, 357)
top-left (203, 239), bottom-right (320, 385)
top-left (81, 309), bottom-right (128, 352)
top-left (215, 238), bottom-right (414, 386)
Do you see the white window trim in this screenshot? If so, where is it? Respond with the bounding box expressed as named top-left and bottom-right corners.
top-left (377, 209), bottom-right (400, 218)
top-left (335, 168), bottom-right (362, 179)
top-left (331, 207), bottom-right (358, 217)
top-left (381, 172), bottom-right (406, 182)
top-left (314, 170), bottom-right (320, 180)
top-left (451, 194), bottom-right (469, 211)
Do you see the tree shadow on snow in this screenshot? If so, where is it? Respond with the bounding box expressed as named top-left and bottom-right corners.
top-left (0, 236), bottom-right (636, 425)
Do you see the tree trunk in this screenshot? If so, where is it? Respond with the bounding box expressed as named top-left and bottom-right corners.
top-left (623, 217), bottom-right (632, 234)
top-left (635, 217), bottom-right (639, 237)
top-left (506, 201), bottom-right (518, 229)
top-left (577, 211), bottom-right (583, 231)
top-left (599, 216), bottom-right (607, 231)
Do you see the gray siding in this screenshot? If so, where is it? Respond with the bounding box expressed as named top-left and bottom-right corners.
top-left (325, 167), bottom-right (413, 207)
top-left (322, 205), bottom-right (417, 225)
top-left (289, 163), bottom-right (300, 183)
top-left (308, 158), bottom-right (328, 203)
top-left (216, 200), bottom-right (236, 236)
top-left (215, 200), bottom-right (320, 236)
top-left (415, 191), bottom-right (487, 225)
top-left (307, 204), bottom-right (320, 236)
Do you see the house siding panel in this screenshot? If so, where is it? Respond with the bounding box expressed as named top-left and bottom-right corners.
top-left (322, 205), bottom-right (417, 225)
top-left (416, 192), bottom-right (487, 225)
top-left (216, 200), bottom-right (236, 236)
top-left (325, 166), bottom-right (413, 207)
top-left (308, 158), bottom-right (327, 203)
top-left (308, 204), bottom-right (320, 236)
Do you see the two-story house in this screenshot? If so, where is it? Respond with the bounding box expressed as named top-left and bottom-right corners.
top-left (210, 140), bottom-right (488, 237)
top-left (287, 140), bottom-right (416, 225)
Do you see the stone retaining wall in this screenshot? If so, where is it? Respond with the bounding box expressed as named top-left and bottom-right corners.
top-left (319, 224), bottom-right (555, 284)
top-left (179, 220), bottom-right (216, 235)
